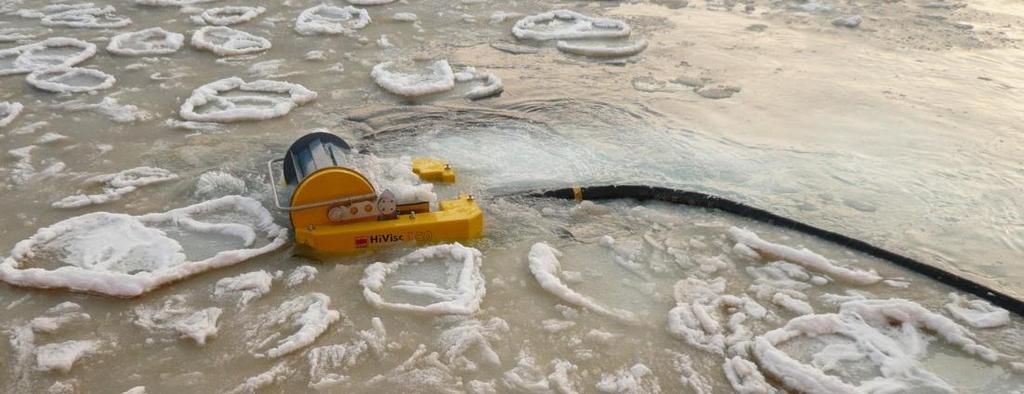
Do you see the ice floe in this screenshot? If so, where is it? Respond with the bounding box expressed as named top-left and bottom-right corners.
top-left (193, 171), bottom-right (247, 199)
top-left (438, 317), bottom-right (509, 371)
top-left (454, 67), bottom-right (504, 100)
top-left (26, 67), bottom-right (115, 94)
top-left (307, 317), bottom-right (391, 389)
top-left (362, 243), bottom-right (485, 315)
top-left (56, 97), bottom-right (152, 124)
top-left (0, 37), bottom-right (97, 76)
top-left (200, 6), bottom-right (265, 26)
top-left (52, 166), bottom-right (178, 209)
top-left (30, 302), bottom-right (91, 334)
top-left (191, 26), bottom-right (271, 56)
top-left (528, 242), bottom-right (636, 323)
top-left (730, 227), bottom-right (882, 285)
top-left (556, 39), bottom-right (649, 58)
top-left (249, 293), bottom-right (340, 358)
top-left (107, 28), bottom-right (184, 56)
top-left (371, 60), bottom-right (455, 98)
top-left (285, 265), bottom-right (317, 288)
top-left (214, 270), bottom-right (273, 306)
top-left (0, 101), bottom-right (24, 127)
top-left (294, 5), bottom-right (371, 36)
top-left (38, 5), bottom-right (132, 29)
top-left (512, 10), bottom-right (631, 41)
top-left (35, 340), bottom-right (102, 372)
top-left (134, 295), bottom-right (221, 345)
top-left (0, 195), bottom-right (288, 297)
top-left (752, 298), bottom-right (1000, 393)
top-left (178, 77), bottom-right (317, 122)
top-left (944, 293), bottom-right (1010, 329)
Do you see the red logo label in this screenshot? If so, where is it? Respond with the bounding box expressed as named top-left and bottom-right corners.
top-left (355, 236), bottom-right (369, 248)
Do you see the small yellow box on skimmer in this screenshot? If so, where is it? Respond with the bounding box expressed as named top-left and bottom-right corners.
top-left (268, 132), bottom-right (484, 254)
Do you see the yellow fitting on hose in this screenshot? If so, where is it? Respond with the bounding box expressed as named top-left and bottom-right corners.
top-left (572, 185), bottom-right (583, 202)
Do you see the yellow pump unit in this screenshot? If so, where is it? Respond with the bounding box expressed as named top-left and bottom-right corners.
top-left (267, 132), bottom-right (483, 254)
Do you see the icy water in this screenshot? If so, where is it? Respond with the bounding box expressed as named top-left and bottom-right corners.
top-left (2, 0), bottom-right (1024, 392)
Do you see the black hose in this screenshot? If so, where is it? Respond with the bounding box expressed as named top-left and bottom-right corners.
top-left (521, 184), bottom-right (1024, 317)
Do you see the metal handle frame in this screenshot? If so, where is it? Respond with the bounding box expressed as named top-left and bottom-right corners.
top-left (266, 158), bottom-right (377, 212)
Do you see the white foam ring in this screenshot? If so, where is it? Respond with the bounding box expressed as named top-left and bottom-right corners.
top-left (200, 6), bottom-right (266, 26)
top-left (107, 28), bottom-right (184, 56)
top-left (0, 37), bottom-right (97, 76)
top-left (361, 243), bottom-right (486, 315)
top-left (191, 26), bottom-right (271, 56)
top-left (667, 277), bottom-right (767, 356)
top-left (527, 242), bottom-right (636, 323)
top-left (0, 101), bottom-right (24, 127)
top-left (254, 293), bottom-right (341, 358)
top-left (136, 0), bottom-right (218, 6)
top-left (556, 39), bottom-right (649, 58)
top-left (295, 5), bottom-right (371, 36)
top-left (371, 60), bottom-right (455, 98)
top-left (512, 10), bottom-right (631, 41)
top-left (26, 66), bottom-right (115, 94)
top-left (52, 166), bottom-right (178, 209)
top-left (348, 0), bottom-right (396, 5)
top-left (40, 5), bottom-right (132, 29)
top-left (178, 77), bottom-right (317, 122)
top-left (752, 298), bottom-right (1000, 393)
top-left (944, 293), bottom-right (1010, 329)
top-left (454, 67), bottom-right (504, 100)
top-left (0, 195), bottom-right (289, 297)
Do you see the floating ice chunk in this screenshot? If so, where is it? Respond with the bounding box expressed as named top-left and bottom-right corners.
top-left (0, 196), bottom-right (288, 297)
top-left (56, 97), bottom-right (152, 123)
top-left (107, 28), bottom-right (184, 56)
top-left (722, 357), bottom-right (774, 394)
top-left (729, 227), bottom-right (882, 285)
top-left (392, 12), bottom-right (418, 22)
top-left (135, 0), bottom-right (218, 6)
top-left (134, 296), bottom-right (221, 345)
top-left (200, 6), bottom-right (265, 26)
top-left (556, 39), bottom-right (648, 58)
top-left (0, 37), bottom-right (97, 76)
top-left (454, 67), bottom-right (504, 100)
top-left (307, 317), bottom-right (391, 389)
top-left (35, 340), bottom-right (101, 372)
top-left (944, 293), bottom-right (1010, 329)
top-left (294, 5), bottom-right (370, 35)
top-left (178, 77), bottom-right (317, 122)
top-left (40, 5), bottom-right (131, 29)
top-left (596, 363), bottom-right (661, 393)
top-left (52, 167), bottom-right (178, 209)
top-left (362, 243), bottom-right (486, 315)
top-left (502, 352), bottom-right (580, 393)
top-left (0, 101), bottom-right (24, 127)
top-left (255, 293), bottom-right (340, 358)
top-left (438, 318), bottom-right (509, 371)
top-left (214, 270), bottom-right (273, 306)
top-left (348, 0), bottom-right (396, 4)
top-left (512, 10), bottom-right (631, 41)
top-left (27, 67), bottom-right (115, 94)
top-left (752, 298), bottom-right (999, 393)
top-left (286, 265), bottom-right (317, 288)
top-left (527, 242), bottom-right (636, 323)
top-left (30, 302), bottom-right (91, 334)
top-left (226, 363), bottom-right (292, 394)
top-left (193, 171), bottom-right (246, 199)
top-left (371, 60), bottom-right (455, 97)
top-left (191, 26), bottom-right (271, 56)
